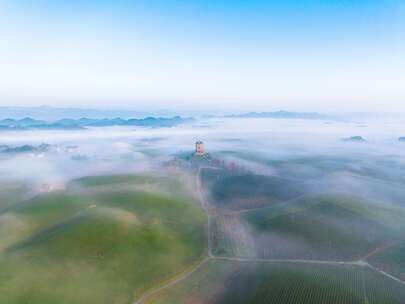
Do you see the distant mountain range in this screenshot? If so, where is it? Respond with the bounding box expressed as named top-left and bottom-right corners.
top-left (0, 106), bottom-right (217, 120)
top-left (229, 111), bottom-right (325, 119)
top-left (1, 106), bottom-right (401, 122)
top-left (0, 110), bottom-right (329, 131)
top-left (0, 116), bottom-right (194, 130)
top-left (0, 143), bottom-right (52, 155)
top-left (0, 106), bottom-right (146, 120)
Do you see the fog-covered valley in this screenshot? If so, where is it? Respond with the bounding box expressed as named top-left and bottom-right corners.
top-left (1, 117), bottom-right (405, 192)
top-left (1, 117), bottom-right (405, 304)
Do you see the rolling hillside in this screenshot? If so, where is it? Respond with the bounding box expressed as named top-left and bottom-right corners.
top-left (0, 174), bottom-right (205, 304)
top-left (240, 195), bottom-right (405, 260)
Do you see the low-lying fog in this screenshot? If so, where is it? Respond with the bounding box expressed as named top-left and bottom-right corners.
top-left (1, 117), bottom-right (405, 200)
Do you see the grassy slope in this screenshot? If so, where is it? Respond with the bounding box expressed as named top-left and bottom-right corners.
top-left (202, 169), bottom-right (305, 211)
top-left (368, 240), bottom-right (405, 281)
top-left (0, 180), bottom-right (31, 212)
top-left (0, 174), bottom-right (205, 304)
top-left (146, 260), bottom-right (405, 304)
top-left (240, 195), bottom-right (405, 260)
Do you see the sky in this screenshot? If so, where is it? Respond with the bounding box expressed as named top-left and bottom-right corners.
top-left (0, 0), bottom-right (404, 113)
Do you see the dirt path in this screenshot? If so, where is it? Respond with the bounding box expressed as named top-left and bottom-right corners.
top-left (132, 168), bottom-right (214, 304)
top-left (361, 240), bottom-right (403, 260)
top-left (196, 166), bottom-right (214, 257)
top-left (223, 193), bottom-right (310, 216)
top-left (213, 256), bottom-right (366, 266)
top-left (132, 257), bottom-right (210, 304)
top-left (365, 263), bottom-right (405, 286)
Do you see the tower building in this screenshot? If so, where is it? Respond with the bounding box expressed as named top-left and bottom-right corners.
top-left (195, 141), bottom-right (205, 155)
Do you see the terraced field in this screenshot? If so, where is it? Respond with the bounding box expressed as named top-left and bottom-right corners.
top-left (146, 260), bottom-right (405, 304)
top-left (239, 195), bottom-right (405, 260)
top-left (207, 192), bottom-right (405, 261)
top-left (0, 173), bottom-right (206, 304)
top-left (211, 214), bottom-right (256, 258)
top-left (201, 169), bottom-right (306, 211)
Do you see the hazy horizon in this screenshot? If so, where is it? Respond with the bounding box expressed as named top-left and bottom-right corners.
top-left (1, 104), bottom-right (405, 121)
top-left (1, 1), bottom-right (404, 113)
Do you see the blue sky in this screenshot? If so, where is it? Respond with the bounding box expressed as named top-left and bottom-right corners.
top-left (0, 0), bottom-right (404, 113)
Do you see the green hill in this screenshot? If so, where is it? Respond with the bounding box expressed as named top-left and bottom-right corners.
top-left (0, 174), bottom-right (205, 304)
top-left (236, 195), bottom-right (405, 260)
top-left (0, 180), bottom-right (31, 212)
top-left (202, 169), bottom-right (306, 211)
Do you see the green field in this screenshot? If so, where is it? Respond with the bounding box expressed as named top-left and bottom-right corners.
top-left (146, 260), bottom-right (405, 304)
top-left (211, 214), bottom-right (256, 257)
top-left (242, 194), bottom-right (405, 260)
top-left (368, 240), bottom-right (405, 281)
top-left (201, 169), bottom-right (306, 211)
top-left (208, 194), bottom-right (405, 260)
top-left (0, 179), bottom-right (31, 212)
top-left (213, 152), bottom-right (405, 190)
top-left (0, 173), bottom-right (206, 304)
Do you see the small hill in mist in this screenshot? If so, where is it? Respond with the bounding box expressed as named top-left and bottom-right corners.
top-left (343, 136), bottom-right (366, 142)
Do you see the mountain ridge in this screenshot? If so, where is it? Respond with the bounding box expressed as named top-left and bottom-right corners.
top-left (0, 116), bottom-right (194, 130)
